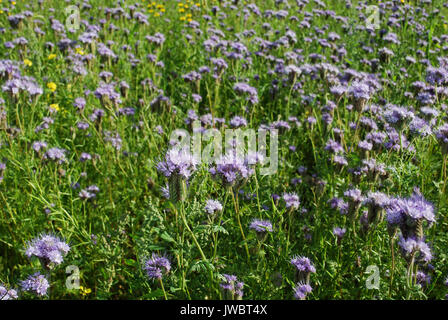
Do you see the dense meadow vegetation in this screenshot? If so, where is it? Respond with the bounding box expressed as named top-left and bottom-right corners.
top-left (1, 0), bottom-right (448, 300)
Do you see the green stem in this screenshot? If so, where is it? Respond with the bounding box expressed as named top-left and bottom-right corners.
top-left (285, 208), bottom-right (293, 254)
top-left (231, 188), bottom-right (250, 262)
top-left (159, 278), bottom-right (168, 300)
top-left (441, 154), bottom-right (447, 196)
top-left (406, 252), bottom-right (416, 299)
top-left (388, 231), bottom-right (397, 299)
top-left (213, 192), bottom-right (229, 261)
top-left (180, 203), bottom-right (207, 262)
top-left (179, 202), bottom-right (215, 297)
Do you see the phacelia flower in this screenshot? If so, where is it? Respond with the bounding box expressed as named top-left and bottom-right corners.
top-left (204, 199), bottom-right (223, 215)
top-left (283, 193), bottom-right (300, 210)
top-left (386, 190), bottom-right (435, 239)
top-left (220, 274), bottom-right (244, 300)
top-left (25, 234), bottom-right (70, 269)
top-left (156, 148), bottom-right (198, 180)
top-left (233, 82), bottom-right (259, 104)
top-left (43, 147), bottom-right (67, 164)
top-left (20, 272), bottom-right (50, 296)
top-left (398, 236), bottom-right (433, 263)
top-left (293, 282), bottom-right (312, 300)
top-left (291, 255), bottom-right (316, 273)
top-left (249, 219), bottom-right (273, 234)
top-left (332, 227), bottom-right (346, 242)
top-left (209, 154), bottom-right (254, 187)
top-left (435, 124), bottom-right (448, 154)
top-left (0, 285), bottom-right (18, 300)
top-left (291, 255), bottom-right (316, 283)
top-left (143, 254), bottom-right (171, 280)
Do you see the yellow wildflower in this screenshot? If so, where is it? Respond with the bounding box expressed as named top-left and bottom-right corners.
top-left (79, 286), bottom-right (92, 296)
top-left (47, 82), bottom-right (57, 92)
top-left (75, 47), bottom-right (85, 55)
top-left (23, 59), bottom-right (32, 67)
top-left (49, 104), bottom-right (60, 112)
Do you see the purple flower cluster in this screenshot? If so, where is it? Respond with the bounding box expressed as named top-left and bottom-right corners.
top-left (145, 32), bottom-right (166, 46)
top-left (386, 190), bottom-right (435, 239)
top-left (398, 236), bottom-right (432, 263)
top-left (79, 185), bottom-right (100, 200)
top-left (328, 197), bottom-right (348, 215)
top-left (182, 71), bottom-right (201, 82)
top-left (220, 274), bottom-right (244, 299)
top-left (209, 154), bottom-right (254, 186)
top-left (157, 148), bottom-right (199, 180)
top-left (290, 256), bottom-right (316, 274)
top-left (25, 234), bottom-right (70, 269)
top-left (2, 75), bottom-right (42, 97)
top-left (0, 59), bottom-right (20, 79)
top-left (344, 188), bottom-right (364, 218)
top-left (94, 82), bottom-right (122, 106)
top-left (73, 97), bottom-right (86, 111)
top-left (233, 82), bottom-right (259, 104)
top-left (43, 147), bottom-right (67, 164)
top-left (20, 272), bottom-right (50, 296)
top-left (204, 199), bottom-right (223, 215)
top-left (293, 283), bottom-right (312, 300)
top-left (143, 254), bottom-right (171, 280)
top-left (383, 105), bottom-right (414, 128)
top-left (0, 285), bottom-right (17, 300)
top-left (435, 124), bottom-right (448, 154)
top-left (332, 227), bottom-right (346, 240)
top-left (249, 219), bottom-right (273, 233)
top-left (32, 141), bottom-right (47, 153)
top-left (283, 193), bottom-right (300, 210)
top-left (325, 139), bottom-right (344, 154)
top-left (291, 255), bottom-right (315, 296)
top-left (230, 116), bottom-right (248, 128)
top-left (348, 81), bottom-right (371, 102)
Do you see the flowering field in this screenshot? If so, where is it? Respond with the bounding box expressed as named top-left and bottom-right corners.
top-left (1, 0), bottom-right (448, 301)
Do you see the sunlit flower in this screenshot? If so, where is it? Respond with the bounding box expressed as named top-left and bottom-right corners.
top-left (47, 82), bottom-right (57, 92)
top-left (49, 103), bottom-right (60, 112)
